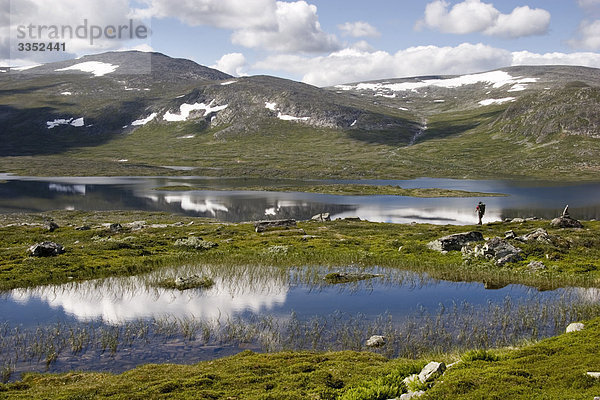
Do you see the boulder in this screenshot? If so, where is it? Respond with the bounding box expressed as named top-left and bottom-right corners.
top-left (254, 219), bottom-right (297, 233)
top-left (311, 213), bottom-right (331, 222)
top-left (366, 335), bottom-right (386, 348)
top-left (504, 230), bottom-right (516, 239)
top-left (527, 261), bottom-right (547, 271)
top-left (511, 218), bottom-right (526, 223)
top-left (109, 223), bottom-right (123, 233)
top-left (551, 216), bottom-right (583, 229)
top-left (485, 237), bottom-right (523, 265)
top-left (418, 361), bottom-right (446, 383)
top-left (566, 322), bottom-right (585, 333)
top-left (517, 228), bottom-right (554, 244)
top-left (28, 241), bottom-right (65, 257)
top-left (586, 372), bottom-right (600, 379)
top-left (44, 221), bottom-right (59, 232)
top-left (399, 391), bottom-right (425, 399)
top-left (75, 225), bottom-right (91, 231)
top-left (427, 232), bottom-right (484, 252)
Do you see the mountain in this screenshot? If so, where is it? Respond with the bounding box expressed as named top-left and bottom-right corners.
top-left (1, 51), bottom-right (600, 180)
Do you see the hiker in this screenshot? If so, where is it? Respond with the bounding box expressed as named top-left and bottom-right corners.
top-left (476, 201), bottom-right (486, 225)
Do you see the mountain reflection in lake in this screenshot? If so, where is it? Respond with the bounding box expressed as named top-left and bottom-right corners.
top-left (2, 175), bottom-right (600, 224)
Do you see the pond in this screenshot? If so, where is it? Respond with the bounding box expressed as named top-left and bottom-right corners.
top-left (1, 265), bottom-right (599, 380)
top-left (1, 174), bottom-right (600, 224)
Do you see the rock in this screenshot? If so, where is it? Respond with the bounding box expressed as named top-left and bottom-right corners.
top-left (485, 237), bottom-right (523, 265)
top-left (366, 335), bottom-right (386, 348)
top-left (586, 372), bottom-right (600, 379)
top-left (44, 221), bottom-right (59, 232)
top-left (527, 261), bottom-right (547, 271)
top-left (109, 223), bottom-right (123, 233)
top-left (511, 218), bottom-right (526, 223)
top-left (75, 225), bottom-right (91, 231)
top-left (254, 219), bottom-right (297, 233)
top-left (566, 322), bottom-right (585, 333)
top-left (311, 213), bottom-right (331, 222)
top-left (551, 216), bottom-right (583, 228)
top-left (504, 230), bottom-right (516, 239)
top-left (399, 391), bottom-right (425, 399)
top-left (174, 237), bottom-right (217, 250)
top-left (517, 228), bottom-right (554, 244)
top-left (427, 232), bottom-right (484, 252)
top-left (418, 361), bottom-right (446, 383)
top-left (125, 220), bottom-right (147, 230)
top-left (28, 241), bottom-right (65, 257)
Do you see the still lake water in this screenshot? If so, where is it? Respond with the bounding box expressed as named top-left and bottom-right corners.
top-left (1, 174), bottom-right (600, 224)
top-left (2, 175), bottom-right (600, 378)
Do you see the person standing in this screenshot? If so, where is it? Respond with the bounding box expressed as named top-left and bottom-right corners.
top-left (476, 201), bottom-right (486, 225)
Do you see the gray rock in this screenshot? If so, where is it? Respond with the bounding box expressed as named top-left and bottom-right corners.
top-left (418, 361), bottom-right (446, 383)
top-left (174, 237), bottom-right (217, 250)
top-left (551, 216), bottom-right (583, 228)
top-left (527, 261), bottom-right (547, 271)
top-left (427, 231), bottom-right (484, 252)
top-left (44, 221), bottom-right (59, 232)
top-left (254, 219), bottom-right (297, 233)
top-left (399, 391), bottom-right (425, 399)
top-left (511, 218), bottom-right (526, 223)
top-left (311, 213), bottom-right (331, 222)
top-left (109, 223), bottom-right (123, 232)
top-left (517, 228), bottom-right (554, 244)
top-left (28, 241), bottom-right (65, 257)
top-left (566, 322), bottom-right (585, 333)
top-left (586, 372), bottom-right (600, 379)
top-left (485, 237), bottom-right (523, 265)
top-left (125, 220), bottom-right (147, 230)
top-left (366, 335), bottom-right (386, 348)
top-left (504, 230), bottom-right (516, 239)
top-left (75, 225), bottom-right (91, 231)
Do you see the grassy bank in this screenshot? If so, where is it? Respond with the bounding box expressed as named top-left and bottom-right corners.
top-left (1, 211), bottom-right (600, 291)
top-left (152, 183), bottom-right (503, 198)
top-left (1, 117), bottom-right (600, 181)
top-left (2, 317), bottom-right (600, 399)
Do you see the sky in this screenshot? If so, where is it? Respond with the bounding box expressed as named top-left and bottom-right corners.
top-left (3, 0), bottom-right (600, 86)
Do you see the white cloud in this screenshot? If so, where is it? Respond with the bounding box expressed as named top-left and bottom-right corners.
top-left (569, 19), bottom-right (600, 50)
top-left (211, 52), bottom-right (247, 76)
top-left (416, 0), bottom-right (550, 38)
top-left (230, 1), bottom-right (340, 53)
top-left (133, 0), bottom-right (339, 53)
top-left (7, 0), bottom-right (149, 62)
top-left (256, 43), bottom-right (512, 87)
top-left (131, 0), bottom-right (277, 30)
top-left (338, 21), bottom-right (380, 38)
top-left (255, 43), bottom-right (600, 87)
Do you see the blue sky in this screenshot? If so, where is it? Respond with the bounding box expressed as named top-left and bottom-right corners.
top-left (5, 0), bottom-right (600, 85)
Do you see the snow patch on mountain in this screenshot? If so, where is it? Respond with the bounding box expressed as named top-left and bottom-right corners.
top-left (277, 112), bottom-right (310, 121)
top-left (163, 101), bottom-right (228, 122)
top-left (265, 102), bottom-right (278, 111)
top-left (47, 117), bottom-right (85, 129)
top-left (478, 97), bottom-right (516, 106)
top-left (55, 61), bottom-right (118, 77)
top-left (131, 113), bottom-right (157, 126)
top-left (337, 71), bottom-right (538, 93)
top-left (220, 80), bottom-right (237, 85)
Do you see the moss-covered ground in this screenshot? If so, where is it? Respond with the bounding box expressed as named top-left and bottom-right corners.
top-left (152, 183), bottom-right (502, 198)
top-left (1, 211), bottom-right (600, 291)
top-left (2, 318), bottom-right (600, 399)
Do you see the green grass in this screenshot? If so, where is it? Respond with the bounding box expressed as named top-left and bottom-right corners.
top-left (3, 318), bottom-right (600, 399)
top-left (1, 211), bottom-right (600, 291)
top-left (1, 112), bottom-right (600, 180)
top-left (153, 183), bottom-right (503, 198)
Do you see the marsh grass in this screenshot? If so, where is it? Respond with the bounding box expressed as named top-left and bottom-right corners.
top-left (2, 291), bottom-right (600, 379)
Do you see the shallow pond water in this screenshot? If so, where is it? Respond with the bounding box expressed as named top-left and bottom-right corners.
top-left (1, 175), bottom-right (600, 224)
top-left (1, 265), bottom-right (599, 380)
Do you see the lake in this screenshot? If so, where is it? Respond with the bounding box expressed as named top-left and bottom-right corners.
top-left (1, 174), bottom-right (600, 224)
top-left (1, 264), bottom-right (598, 379)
